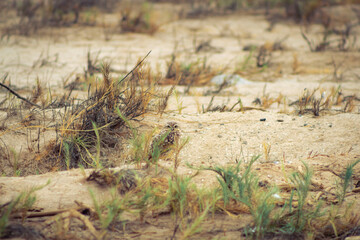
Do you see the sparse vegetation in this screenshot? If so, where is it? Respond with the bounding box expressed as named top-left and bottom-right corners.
top-left (290, 87), bottom-right (359, 116)
top-left (0, 182), bottom-right (49, 238)
top-left (1, 1), bottom-right (360, 239)
top-left (164, 54), bottom-right (221, 87)
top-left (120, 2), bottom-right (159, 34)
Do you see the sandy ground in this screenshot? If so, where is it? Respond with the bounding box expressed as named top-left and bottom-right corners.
top-left (1, 3), bottom-right (360, 239)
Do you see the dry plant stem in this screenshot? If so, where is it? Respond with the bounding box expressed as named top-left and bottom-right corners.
top-left (61, 51), bottom-right (152, 143)
top-left (212, 78), bottom-right (229, 94)
top-left (159, 84), bottom-right (176, 116)
top-left (117, 50), bottom-right (151, 87)
top-left (11, 206), bottom-right (90, 219)
top-left (44, 209), bottom-right (101, 240)
top-left (331, 57), bottom-right (344, 81)
top-left (301, 28), bottom-right (316, 52)
top-left (0, 82), bottom-right (41, 108)
top-left (205, 96), bottom-right (215, 112)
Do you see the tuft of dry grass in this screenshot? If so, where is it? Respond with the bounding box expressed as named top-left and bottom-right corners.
top-left (38, 55), bottom-right (158, 170)
top-left (289, 87), bottom-right (359, 116)
top-left (0, 51), bottom-right (179, 175)
top-left (1, 0), bottom-right (99, 37)
top-left (163, 54), bottom-right (223, 88)
top-left (119, 2), bottom-right (159, 35)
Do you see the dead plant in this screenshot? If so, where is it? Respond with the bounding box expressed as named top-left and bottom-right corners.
top-left (301, 21), bottom-right (359, 52)
top-left (289, 87), bottom-right (360, 116)
top-left (119, 3), bottom-right (159, 35)
top-left (204, 96), bottom-right (265, 113)
top-left (301, 27), bottom-right (331, 52)
top-left (252, 85), bottom-right (283, 109)
top-left (290, 88), bottom-right (316, 115)
top-left (256, 44), bottom-right (272, 68)
top-left (40, 54), bottom-right (156, 170)
top-left (85, 50), bottom-right (102, 77)
top-left (2, 0), bottom-right (99, 37)
top-left (163, 54), bottom-right (221, 87)
top-left (330, 57), bottom-right (345, 82)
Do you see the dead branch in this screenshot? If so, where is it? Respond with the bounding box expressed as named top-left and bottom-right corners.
top-left (11, 206), bottom-right (90, 219)
top-left (44, 209), bottom-right (101, 239)
top-left (0, 82), bottom-right (41, 108)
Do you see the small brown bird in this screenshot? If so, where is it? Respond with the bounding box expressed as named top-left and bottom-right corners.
top-left (148, 122), bottom-right (181, 161)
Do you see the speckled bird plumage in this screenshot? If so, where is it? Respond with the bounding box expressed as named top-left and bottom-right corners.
top-left (149, 122), bottom-right (181, 159)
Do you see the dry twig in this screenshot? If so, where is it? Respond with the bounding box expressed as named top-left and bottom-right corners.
top-left (0, 82), bottom-right (41, 108)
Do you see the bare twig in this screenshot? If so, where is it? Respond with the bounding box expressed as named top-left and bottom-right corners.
top-left (300, 28), bottom-right (315, 52)
top-left (12, 206), bottom-right (89, 219)
top-left (331, 57), bottom-right (344, 81)
top-left (117, 50), bottom-right (152, 86)
top-left (0, 82), bottom-right (41, 108)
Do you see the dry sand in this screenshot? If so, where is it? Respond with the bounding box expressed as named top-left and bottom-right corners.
top-left (0, 4), bottom-right (360, 239)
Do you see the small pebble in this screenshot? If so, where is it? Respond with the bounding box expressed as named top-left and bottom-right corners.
top-left (272, 193), bottom-right (282, 199)
top-left (218, 134), bottom-right (222, 138)
top-left (260, 118), bottom-right (266, 121)
top-left (277, 119), bottom-right (284, 122)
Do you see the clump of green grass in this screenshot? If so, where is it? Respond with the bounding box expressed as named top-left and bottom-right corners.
top-left (336, 158), bottom-right (360, 204)
top-left (205, 156), bottom-right (279, 238)
top-left (192, 156), bottom-right (333, 239)
top-left (190, 156), bottom-right (274, 237)
top-left (166, 174), bottom-right (193, 220)
top-left (151, 172), bottom-right (215, 237)
top-left (89, 187), bottom-right (129, 233)
top-left (117, 111), bottom-right (158, 168)
top-left (271, 162), bottom-right (323, 237)
top-left (180, 203), bottom-right (211, 239)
